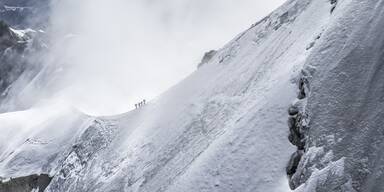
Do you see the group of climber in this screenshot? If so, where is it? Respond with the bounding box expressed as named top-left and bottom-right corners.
top-left (135, 99), bottom-right (146, 109)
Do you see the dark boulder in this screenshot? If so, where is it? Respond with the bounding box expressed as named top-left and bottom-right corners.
top-left (288, 105), bottom-right (299, 116)
top-left (286, 150), bottom-right (303, 176)
top-left (198, 50), bottom-right (217, 68)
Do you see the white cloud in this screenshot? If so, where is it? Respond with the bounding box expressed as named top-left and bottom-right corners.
top-left (48, 0), bottom-right (286, 115)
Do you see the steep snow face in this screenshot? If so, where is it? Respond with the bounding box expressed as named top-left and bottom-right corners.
top-left (290, 0), bottom-right (384, 191)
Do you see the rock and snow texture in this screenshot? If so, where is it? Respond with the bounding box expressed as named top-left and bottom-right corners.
top-left (0, 0), bottom-right (384, 191)
top-left (290, 0), bottom-right (384, 191)
top-left (0, 0), bottom-right (49, 112)
top-left (197, 50), bottom-right (217, 68)
top-left (0, 21), bottom-right (47, 112)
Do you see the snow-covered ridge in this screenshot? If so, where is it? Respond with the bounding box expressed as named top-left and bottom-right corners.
top-left (1, 0), bottom-right (330, 191)
top-left (9, 27), bottom-right (36, 40)
top-left (1, 0), bottom-right (384, 191)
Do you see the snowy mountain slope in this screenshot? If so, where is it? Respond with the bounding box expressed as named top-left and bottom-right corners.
top-left (34, 0), bottom-right (334, 191)
top-left (0, 102), bottom-right (92, 178)
top-left (0, 0), bottom-right (383, 191)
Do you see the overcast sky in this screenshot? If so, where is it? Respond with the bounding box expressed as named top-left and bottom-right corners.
top-left (49, 0), bottom-right (286, 115)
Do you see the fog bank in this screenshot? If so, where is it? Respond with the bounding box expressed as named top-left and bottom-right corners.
top-left (49, 0), bottom-right (285, 115)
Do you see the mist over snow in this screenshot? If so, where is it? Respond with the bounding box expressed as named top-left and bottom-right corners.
top-left (47, 0), bottom-right (285, 115)
top-left (1, 0), bottom-right (384, 191)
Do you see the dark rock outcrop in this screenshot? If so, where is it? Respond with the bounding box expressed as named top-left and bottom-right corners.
top-left (330, 0), bottom-right (338, 13)
top-left (0, 20), bottom-right (47, 111)
top-left (287, 150), bottom-right (304, 176)
top-left (287, 69), bottom-right (311, 189)
top-left (0, 174), bottom-right (52, 192)
top-left (0, 21), bottom-right (28, 99)
top-left (197, 50), bottom-right (217, 68)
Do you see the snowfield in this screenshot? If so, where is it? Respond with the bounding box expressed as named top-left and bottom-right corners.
top-left (0, 101), bottom-right (92, 179)
top-left (1, 0), bottom-right (384, 191)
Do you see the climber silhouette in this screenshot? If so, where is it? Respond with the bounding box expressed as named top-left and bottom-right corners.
top-left (135, 99), bottom-right (147, 110)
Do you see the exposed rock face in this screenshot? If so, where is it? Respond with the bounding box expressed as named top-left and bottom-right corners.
top-left (0, 0), bottom-right (50, 110)
top-left (330, 0), bottom-right (337, 13)
top-left (0, 21), bottom-right (30, 51)
top-left (197, 50), bottom-right (217, 68)
top-left (287, 150), bottom-right (304, 176)
top-left (0, 21), bottom-right (46, 111)
top-left (0, 174), bottom-right (52, 192)
top-left (0, 21), bottom-right (29, 100)
top-left (286, 69), bottom-right (311, 190)
top-left (287, 70), bottom-right (311, 189)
